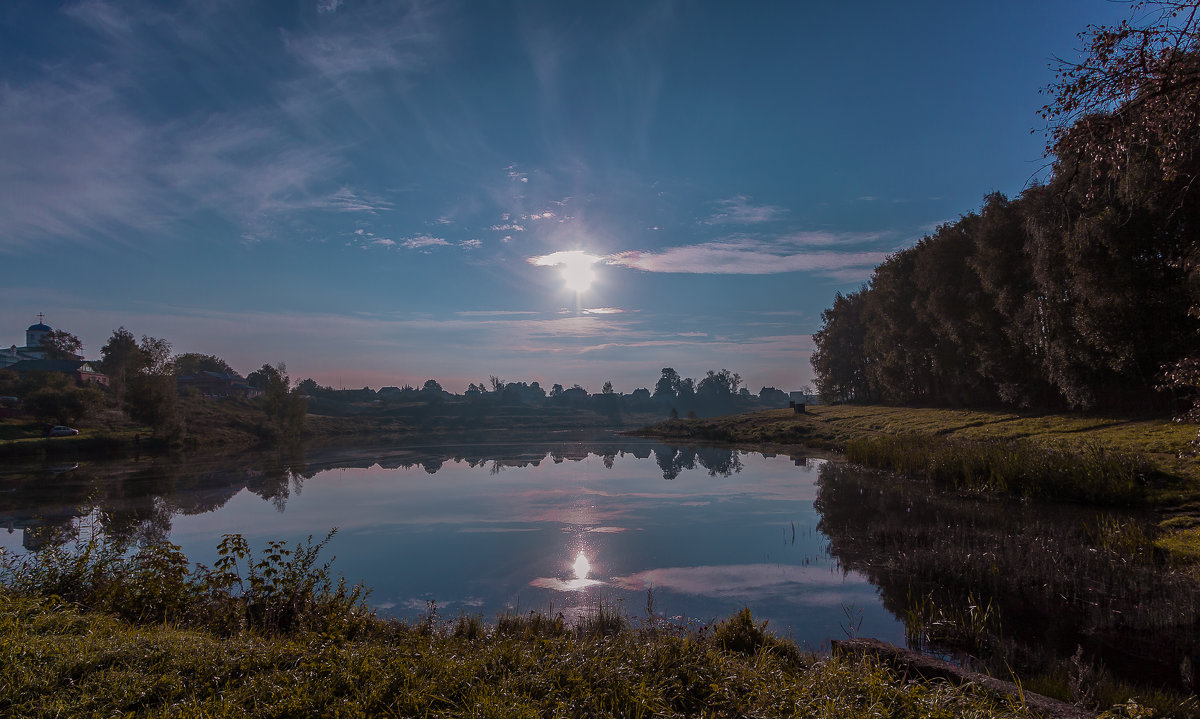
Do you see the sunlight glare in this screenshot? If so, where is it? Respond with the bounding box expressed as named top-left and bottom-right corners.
top-left (573, 550), bottom-right (591, 580)
top-left (560, 255), bottom-right (596, 293)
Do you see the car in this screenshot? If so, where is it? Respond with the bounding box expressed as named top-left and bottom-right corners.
top-left (47, 426), bottom-right (79, 437)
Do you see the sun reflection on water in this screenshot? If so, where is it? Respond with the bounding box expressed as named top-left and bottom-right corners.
top-left (573, 550), bottom-right (590, 580)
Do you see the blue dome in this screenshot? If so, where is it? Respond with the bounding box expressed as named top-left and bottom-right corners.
top-left (27, 323), bottom-right (51, 332)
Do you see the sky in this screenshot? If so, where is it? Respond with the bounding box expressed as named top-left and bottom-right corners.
top-left (0, 0), bottom-right (1130, 393)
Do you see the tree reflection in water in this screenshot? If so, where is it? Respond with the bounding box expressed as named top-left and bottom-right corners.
top-left (815, 461), bottom-right (1200, 695)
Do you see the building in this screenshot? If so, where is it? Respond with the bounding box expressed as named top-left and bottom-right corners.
top-left (176, 371), bottom-right (261, 398)
top-left (7, 359), bottom-right (109, 386)
top-left (0, 315), bottom-right (59, 369)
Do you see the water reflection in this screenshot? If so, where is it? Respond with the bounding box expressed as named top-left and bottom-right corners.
top-left (530, 550), bottom-right (602, 592)
top-left (815, 461), bottom-right (1200, 694)
top-left (0, 438), bottom-right (895, 651)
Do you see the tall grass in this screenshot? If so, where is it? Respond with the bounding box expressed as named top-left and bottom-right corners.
top-left (0, 529), bottom-right (370, 637)
top-left (844, 434), bottom-right (1158, 504)
top-left (0, 532), bottom-right (1073, 718)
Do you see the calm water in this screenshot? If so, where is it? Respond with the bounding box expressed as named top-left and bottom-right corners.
top-left (0, 438), bottom-right (905, 650)
top-left (5, 437), bottom-right (1197, 694)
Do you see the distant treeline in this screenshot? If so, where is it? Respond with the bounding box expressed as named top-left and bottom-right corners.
top-left (811, 2), bottom-right (1199, 412)
top-left (297, 368), bottom-right (808, 420)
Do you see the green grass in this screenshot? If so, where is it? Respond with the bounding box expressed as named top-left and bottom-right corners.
top-left (0, 590), bottom-right (1075, 719)
top-left (638, 404), bottom-right (1200, 557)
top-left (0, 533), bottom-right (1090, 719)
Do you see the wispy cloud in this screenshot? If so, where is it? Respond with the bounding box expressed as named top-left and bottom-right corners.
top-left (705, 195), bottom-right (786, 225)
top-left (401, 234), bottom-right (450, 250)
top-left (283, 4), bottom-right (437, 83)
top-left (604, 239), bottom-right (887, 276)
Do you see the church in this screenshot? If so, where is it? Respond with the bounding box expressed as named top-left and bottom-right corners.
top-left (0, 315), bottom-right (57, 369)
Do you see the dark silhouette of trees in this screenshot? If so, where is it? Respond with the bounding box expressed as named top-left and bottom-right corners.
top-left (811, 1), bottom-right (1200, 412)
top-left (38, 330), bottom-right (83, 360)
top-left (173, 353), bottom-right (235, 377)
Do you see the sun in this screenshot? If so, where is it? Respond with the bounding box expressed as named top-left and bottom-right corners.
top-left (529, 250), bottom-right (602, 295)
top-left (560, 255), bottom-right (597, 293)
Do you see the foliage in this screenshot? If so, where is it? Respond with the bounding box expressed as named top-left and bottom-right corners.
top-left (37, 329), bottom-right (83, 360)
top-left (22, 372), bottom-right (105, 425)
top-left (0, 530), bottom-right (368, 638)
top-left (812, 2), bottom-right (1200, 413)
top-left (172, 352), bottom-right (235, 377)
top-left (258, 363), bottom-right (306, 439)
top-left (1041, 0), bottom-right (1200, 194)
top-left (125, 372), bottom-right (183, 439)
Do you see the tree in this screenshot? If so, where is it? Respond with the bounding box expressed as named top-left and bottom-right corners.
top-left (422, 379), bottom-right (443, 393)
top-left (38, 330), bottom-right (83, 360)
top-left (697, 369), bottom-right (741, 399)
top-left (811, 291), bottom-right (873, 403)
top-left (23, 372), bottom-right (104, 425)
top-left (261, 363), bottom-right (306, 439)
top-left (1041, 0), bottom-right (1200, 196)
top-left (126, 372), bottom-right (184, 439)
top-left (601, 381), bottom-right (615, 395)
top-left (247, 364), bottom-right (283, 391)
top-left (653, 368), bottom-right (680, 401)
top-left (98, 327), bottom-right (141, 401)
top-left (173, 353), bottom-right (235, 376)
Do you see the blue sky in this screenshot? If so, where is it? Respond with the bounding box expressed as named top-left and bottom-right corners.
top-left (0, 0), bottom-right (1127, 392)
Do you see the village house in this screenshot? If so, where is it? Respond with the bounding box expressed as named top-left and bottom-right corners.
top-left (176, 371), bottom-right (261, 398)
top-left (6, 359), bottom-right (109, 386)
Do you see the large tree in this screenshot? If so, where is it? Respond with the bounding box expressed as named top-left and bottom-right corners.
top-left (1041, 0), bottom-right (1200, 198)
top-left (173, 353), bottom-right (235, 377)
top-left (38, 330), bottom-right (83, 360)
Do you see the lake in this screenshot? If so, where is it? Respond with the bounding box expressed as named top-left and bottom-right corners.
top-left (0, 437), bottom-right (903, 651)
top-left (1, 435), bottom-right (1195, 694)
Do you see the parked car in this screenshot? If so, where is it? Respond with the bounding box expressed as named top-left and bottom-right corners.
top-left (46, 425), bottom-right (79, 437)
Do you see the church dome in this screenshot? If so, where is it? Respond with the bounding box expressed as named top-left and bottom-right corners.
top-left (27, 323), bottom-right (51, 332)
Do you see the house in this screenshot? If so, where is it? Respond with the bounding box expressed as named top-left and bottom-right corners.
top-left (176, 371), bottom-right (261, 398)
top-left (7, 359), bottom-right (109, 386)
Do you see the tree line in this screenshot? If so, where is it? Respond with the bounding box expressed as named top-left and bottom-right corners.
top-left (811, 0), bottom-right (1199, 412)
top-left (1, 326), bottom-right (306, 441)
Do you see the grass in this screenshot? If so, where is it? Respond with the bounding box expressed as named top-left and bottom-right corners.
top-left (0, 534), bottom-right (1079, 719)
top-left (637, 405), bottom-right (1198, 483)
top-left (637, 404), bottom-right (1200, 558)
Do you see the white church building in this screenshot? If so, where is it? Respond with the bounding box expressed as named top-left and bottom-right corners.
top-left (0, 315), bottom-right (58, 369)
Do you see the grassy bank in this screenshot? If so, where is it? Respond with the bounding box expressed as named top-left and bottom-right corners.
top-left (636, 405), bottom-right (1198, 492)
top-left (636, 404), bottom-right (1200, 557)
top-left (0, 534), bottom-right (1139, 718)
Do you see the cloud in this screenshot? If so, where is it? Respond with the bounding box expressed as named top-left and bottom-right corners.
top-left (777, 231), bottom-right (890, 247)
top-left (705, 195), bottom-right (786, 225)
top-left (604, 240), bottom-right (887, 276)
top-left (322, 187), bottom-right (393, 213)
top-left (459, 239), bottom-right (483, 249)
top-left (528, 250), bottom-right (602, 268)
top-left (371, 238), bottom-right (396, 247)
top-left (283, 4), bottom-right (438, 82)
top-left (611, 563), bottom-right (866, 601)
top-left (581, 307), bottom-right (626, 315)
top-left (490, 223), bottom-right (526, 232)
top-left (456, 310), bottom-right (540, 317)
top-left (401, 234), bottom-right (450, 250)
top-left (316, 0), bottom-right (344, 14)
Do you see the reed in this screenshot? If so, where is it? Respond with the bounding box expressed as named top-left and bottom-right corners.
top-left (844, 433), bottom-right (1158, 505)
